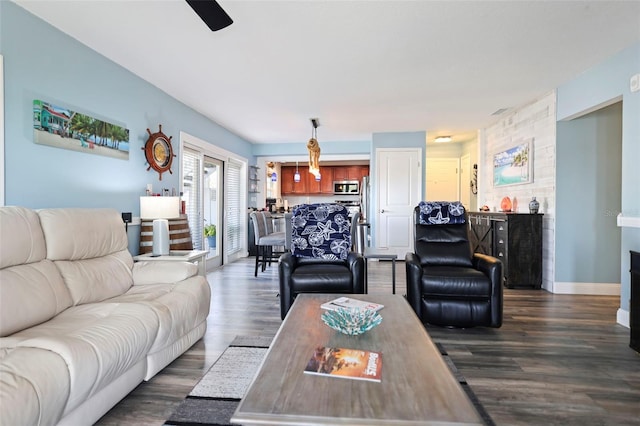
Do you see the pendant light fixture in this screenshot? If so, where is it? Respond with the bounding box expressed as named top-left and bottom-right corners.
top-left (267, 162), bottom-right (277, 182)
top-left (294, 161), bottom-right (301, 183)
top-left (307, 118), bottom-right (321, 180)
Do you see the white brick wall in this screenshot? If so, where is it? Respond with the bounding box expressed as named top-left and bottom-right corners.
top-left (479, 91), bottom-right (556, 291)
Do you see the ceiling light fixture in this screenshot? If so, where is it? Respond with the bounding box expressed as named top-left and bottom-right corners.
top-left (434, 136), bottom-right (452, 143)
top-left (307, 118), bottom-right (321, 180)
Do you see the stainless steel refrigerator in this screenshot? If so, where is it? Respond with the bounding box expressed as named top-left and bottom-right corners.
top-left (359, 176), bottom-right (370, 221)
top-left (357, 175), bottom-right (371, 251)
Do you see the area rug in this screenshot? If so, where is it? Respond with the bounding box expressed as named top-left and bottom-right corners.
top-left (165, 337), bottom-right (494, 426)
top-left (165, 336), bottom-right (270, 426)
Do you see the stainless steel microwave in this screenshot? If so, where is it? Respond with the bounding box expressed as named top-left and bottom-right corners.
top-left (333, 181), bottom-right (360, 194)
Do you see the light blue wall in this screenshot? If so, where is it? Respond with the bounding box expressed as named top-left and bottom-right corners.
top-left (556, 102), bottom-right (622, 283)
top-left (252, 140), bottom-right (371, 157)
top-left (557, 42), bottom-right (640, 312)
top-left (1, 2), bottom-right (253, 217)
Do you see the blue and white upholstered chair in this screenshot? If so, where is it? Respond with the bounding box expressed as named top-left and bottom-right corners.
top-left (278, 203), bottom-right (365, 319)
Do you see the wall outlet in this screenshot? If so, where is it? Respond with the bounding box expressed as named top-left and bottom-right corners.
top-left (121, 212), bottom-right (132, 223)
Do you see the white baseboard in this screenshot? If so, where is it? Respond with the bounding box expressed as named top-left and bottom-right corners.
top-left (552, 281), bottom-right (620, 296)
top-left (617, 308), bottom-right (630, 328)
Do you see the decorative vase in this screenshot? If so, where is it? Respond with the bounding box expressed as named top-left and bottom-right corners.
top-left (207, 236), bottom-right (216, 249)
top-left (529, 197), bottom-right (540, 214)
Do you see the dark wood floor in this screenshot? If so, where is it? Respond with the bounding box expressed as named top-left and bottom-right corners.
top-left (97, 257), bottom-right (640, 425)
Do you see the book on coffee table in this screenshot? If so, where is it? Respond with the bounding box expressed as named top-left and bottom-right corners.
top-left (303, 346), bottom-right (382, 382)
top-left (320, 297), bottom-right (384, 312)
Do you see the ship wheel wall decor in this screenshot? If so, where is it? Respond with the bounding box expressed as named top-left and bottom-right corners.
top-left (143, 124), bottom-right (175, 180)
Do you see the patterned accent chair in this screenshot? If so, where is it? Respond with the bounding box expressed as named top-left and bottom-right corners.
top-left (278, 203), bottom-right (365, 319)
top-left (405, 201), bottom-right (503, 328)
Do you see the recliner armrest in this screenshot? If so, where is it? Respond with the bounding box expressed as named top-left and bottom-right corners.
top-left (346, 252), bottom-right (365, 293)
top-left (473, 253), bottom-right (503, 327)
top-left (405, 252), bottom-right (423, 317)
top-left (278, 253), bottom-right (297, 319)
top-left (472, 253), bottom-right (502, 288)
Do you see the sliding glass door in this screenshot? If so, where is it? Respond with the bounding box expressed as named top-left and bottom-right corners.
top-left (203, 156), bottom-right (223, 268)
top-left (182, 135), bottom-right (248, 270)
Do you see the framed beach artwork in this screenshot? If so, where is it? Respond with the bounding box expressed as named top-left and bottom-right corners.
top-left (33, 99), bottom-right (129, 160)
top-left (493, 139), bottom-right (533, 187)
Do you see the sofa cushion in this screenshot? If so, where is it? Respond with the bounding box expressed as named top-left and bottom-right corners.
top-left (0, 206), bottom-right (47, 269)
top-left (0, 347), bottom-right (70, 426)
top-left (0, 206), bottom-right (73, 336)
top-left (0, 302), bottom-right (159, 416)
top-left (38, 208), bottom-right (135, 304)
top-left (37, 208), bottom-right (129, 261)
top-left (0, 260), bottom-right (73, 336)
top-left (54, 251), bottom-right (134, 305)
top-left (108, 276), bottom-right (211, 355)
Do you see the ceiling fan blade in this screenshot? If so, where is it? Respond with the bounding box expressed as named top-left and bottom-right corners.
top-left (186, 0), bottom-right (233, 32)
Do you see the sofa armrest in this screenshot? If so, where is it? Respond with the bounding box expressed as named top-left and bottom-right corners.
top-left (132, 261), bottom-right (198, 285)
top-left (405, 252), bottom-right (423, 317)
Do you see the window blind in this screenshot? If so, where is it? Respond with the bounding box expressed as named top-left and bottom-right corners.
top-left (226, 158), bottom-right (243, 254)
top-left (182, 147), bottom-right (203, 250)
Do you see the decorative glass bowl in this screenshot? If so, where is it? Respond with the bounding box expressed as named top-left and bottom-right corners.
top-left (321, 307), bottom-right (383, 336)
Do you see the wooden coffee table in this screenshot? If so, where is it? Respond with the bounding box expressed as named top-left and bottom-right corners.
top-left (232, 294), bottom-right (482, 425)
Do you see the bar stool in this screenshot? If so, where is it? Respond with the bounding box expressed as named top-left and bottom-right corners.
top-left (250, 211), bottom-right (285, 277)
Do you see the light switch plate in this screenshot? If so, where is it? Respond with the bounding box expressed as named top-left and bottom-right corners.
top-left (631, 73), bottom-right (640, 93)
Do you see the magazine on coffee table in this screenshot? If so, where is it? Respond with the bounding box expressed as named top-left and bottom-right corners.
top-left (303, 347), bottom-right (382, 382)
top-left (320, 297), bottom-right (384, 312)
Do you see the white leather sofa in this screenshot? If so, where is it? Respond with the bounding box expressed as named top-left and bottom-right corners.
top-left (0, 206), bottom-right (211, 425)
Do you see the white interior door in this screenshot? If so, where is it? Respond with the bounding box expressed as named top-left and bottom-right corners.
top-left (425, 157), bottom-right (459, 201)
top-left (376, 148), bottom-right (422, 258)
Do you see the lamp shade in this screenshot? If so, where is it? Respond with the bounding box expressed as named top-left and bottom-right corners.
top-left (140, 196), bottom-right (180, 219)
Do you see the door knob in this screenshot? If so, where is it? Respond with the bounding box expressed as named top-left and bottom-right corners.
top-left (381, 209), bottom-right (385, 213)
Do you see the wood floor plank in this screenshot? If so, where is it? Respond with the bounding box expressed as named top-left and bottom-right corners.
top-left (96, 258), bottom-right (640, 425)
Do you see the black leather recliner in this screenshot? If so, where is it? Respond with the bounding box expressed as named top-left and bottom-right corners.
top-left (405, 203), bottom-right (503, 328)
top-left (278, 203), bottom-right (365, 319)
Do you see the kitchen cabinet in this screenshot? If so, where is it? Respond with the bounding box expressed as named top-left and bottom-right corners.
top-left (333, 166), bottom-right (369, 181)
top-left (467, 212), bottom-right (543, 289)
top-left (333, 166), bottom-right (362, 181)
top-left (281, 166), bottom-right (307, 194)
top-left (281, 165), bottom-right (368, 195)
top-left (307, 167), bottom-right (333, 194)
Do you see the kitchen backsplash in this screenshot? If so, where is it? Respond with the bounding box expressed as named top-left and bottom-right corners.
top-left (284, 194), bottom-right (359, 208)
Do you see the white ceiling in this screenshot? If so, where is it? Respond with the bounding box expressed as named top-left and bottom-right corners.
top-left (13, 0), bottom-right (640, 145)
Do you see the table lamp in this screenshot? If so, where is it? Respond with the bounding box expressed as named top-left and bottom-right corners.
top-left (140, 196), bottom-right (180, 256)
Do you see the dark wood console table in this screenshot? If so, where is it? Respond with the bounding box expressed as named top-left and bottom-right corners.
top-left (468, 212), bottom-right (543, 288)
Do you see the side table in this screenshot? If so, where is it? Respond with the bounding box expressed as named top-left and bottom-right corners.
top-left (363, 248), bottom-right (398, 294)
top-left (133, 250), bottom-right (208, 276)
